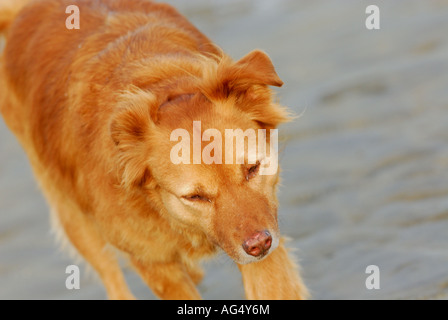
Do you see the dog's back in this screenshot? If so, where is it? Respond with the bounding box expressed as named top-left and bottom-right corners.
top-left (1, 0), bottom-right (216, 154)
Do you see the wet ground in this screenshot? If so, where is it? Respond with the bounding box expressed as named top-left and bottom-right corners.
top-left (1, 0), bottom-right (448, 299)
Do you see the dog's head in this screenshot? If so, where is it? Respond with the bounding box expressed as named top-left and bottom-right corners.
top-left (110, 50), bottom-right (291, 264)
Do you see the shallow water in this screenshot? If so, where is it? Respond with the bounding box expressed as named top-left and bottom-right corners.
top-left (1, 0), bottom-right (448, 299)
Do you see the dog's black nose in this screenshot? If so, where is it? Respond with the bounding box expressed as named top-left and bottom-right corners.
top-left (242, 230), bottom-right (272, 257)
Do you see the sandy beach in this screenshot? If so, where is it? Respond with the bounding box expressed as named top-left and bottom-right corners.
top-left (1, 0), bottom-right (448, 299)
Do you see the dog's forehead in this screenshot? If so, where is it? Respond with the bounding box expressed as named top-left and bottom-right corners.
top-left (157, 93), bottom-right (257, 130)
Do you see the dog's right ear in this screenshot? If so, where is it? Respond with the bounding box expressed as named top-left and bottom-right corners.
top-left (234, 50), bottom-right (283, 87)
top-left (110, 88), bottom-right (158, 189)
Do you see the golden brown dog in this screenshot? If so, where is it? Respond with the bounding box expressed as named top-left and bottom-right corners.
top-left (0, 0), bottom-right (308, 299)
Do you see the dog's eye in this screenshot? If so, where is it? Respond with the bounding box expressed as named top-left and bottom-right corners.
top-left (246, 162), bottom-right (260, 181)
top-left (183, 194), bottom-right (211, 203)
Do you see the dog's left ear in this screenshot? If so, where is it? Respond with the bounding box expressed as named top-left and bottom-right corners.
top-left (235, 50), bottom-right (283, 87)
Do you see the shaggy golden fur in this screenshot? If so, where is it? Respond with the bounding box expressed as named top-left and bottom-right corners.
top-left (0, 0), bottom-right (308, 299)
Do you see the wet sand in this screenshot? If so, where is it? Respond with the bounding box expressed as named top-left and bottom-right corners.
top-left (1, 0), bottom-right (448, 299)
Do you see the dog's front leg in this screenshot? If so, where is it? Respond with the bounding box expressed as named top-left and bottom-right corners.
top-left (238, 237), bottom-right (309, 300)
top-left (132, 258), bottom-right (201, 300)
